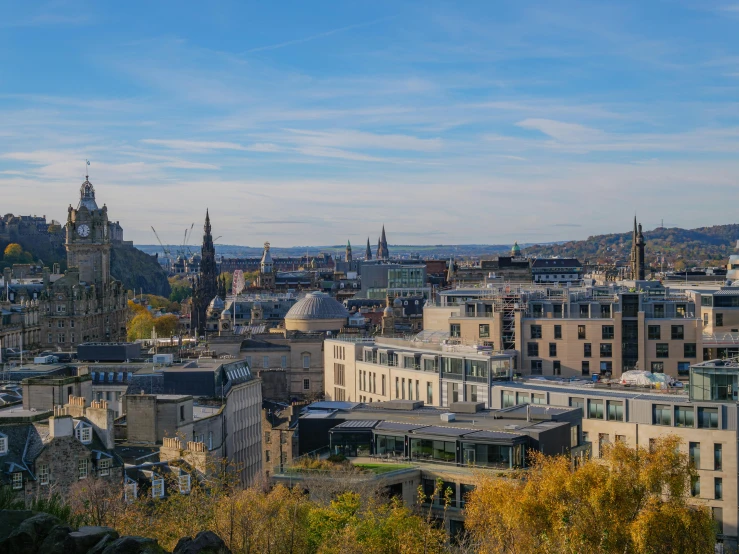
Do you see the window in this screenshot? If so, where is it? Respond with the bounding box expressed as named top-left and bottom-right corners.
top-left (648, 325), bottom-right (661, 340)
top-left (58, 334), bottom-right (65, 343)
top-left (179, 474), bottom-right (191, 494)
top-left (527, 343), bottom-right (539, 357)
top-left (570, 397), bottom-right (585, 414)
top-left (677, 362), bottom-right (690, 376)
top-left (674, 406), bottom-right (694, 427)
top-left (264, 431), bottom-right (271, 444)
top-left (334, 364), bottom-right (345, 386)
top-left (152, 478), bottom-right (164, 498)
top-left (690, 475), bottom-right (700, 497)
top-left (530, 325), bottom-right (542, 339)
top-left (303, 378), bottom-right (310, 390)
top-left (532, 393), bottom-right (545, 405)
top-left (578, 325), bottom-right (586, 339)
top-left (78, 458), bottom-right (89, 480)
top-left (265, 450), bottom-right (271, 462)
top-left (554, 325), bottom-right (562, 339)
top-left (302, 354), bottom-right (310, 369)
top-left (125, 482), bottom-right (138, 502)
top-left (713, 507), bottom-right (723, 535)
top-left (450, 324), bottom-right (461, 338)
top-left (549, 343), bottom-right (557, 357)
top-left (656, 343), bottom-right (669, 358)
top-left (38, 464), bottom-right (49, 485)
top-left (479, 324), bottom-right (490, 338)
top-left (582, 432), bottom-right (589, 445)
top-left (416, 380), bottom-right (420, 401)
top-left (516, 392), bottom-right (529, 405)
top-left (553, 361), bottom-right (561, 375)
top-left (671, 325), bottom-right (684, 340)
top-left (12, 472), bottom-right (23, 490)
top-left (581, 361), bottom-right (590, 375)
top-left (714, 444), bottom-right (722, 471)
top-left (698, 407), bottom-right (718, 429)
top-left (654, 304), bottom-right (665, 318)
top-left (651, 362), bottom-right (664, 373)
top-left (503, 390), bottom-right (515, 408)
top-left (180, 406), bottom-right (185, 422)
top-left (98, 458), bottom-right (111, 476)
top-left (714, 477), bottom-right (723, 500)
top-left (716, 313), bottom-right (723, 327)
top-left (261, 356), bottom-right (269, 368)
top-left (607, 401), bottom-right (624, 421)
top-left (0, 433), bottom-right (7, 455)
top-left (401, 378), bottom-right (406, 399)
top-left (653, 405), bottom-right (671, 426)
top-left (588, 400), bottom-right (604, 419)
top-left (598, 433), bottom-right (609, 458)
top-left (615, 435), bottom-right (626, 443)
top-left (703, 313), bottom-right (708, 326)
top-left (77, 425), bottom-right (92, 444)
top-left (427, 382), bottom-right (433, 405)
top-left (281, 355), bottom-right (287, 368)
top-left (601, 304), bottom-right (611, 318)
top-left (584, 343), bottom-right (592, 357)
top-left (382, 375), bottom-right (386, 396)
top-left (600, 361), bottom-right (612, 372)
top-left (684, 343), bottom-right (696, 358)
top-left (689, 442), bottom-right (700, 468)
top-left (395, 377), bottom-right (399, 399)
top-left (530, 360), bottom-right (542, 375)
top-left (602, 325), bottom-right (614, 340)
top-left (570, 425), bottom-right (580, 447)
top-left (600, 343), bottom-right (612, 357)
top-left (702, 295), bottom-right (713, 307)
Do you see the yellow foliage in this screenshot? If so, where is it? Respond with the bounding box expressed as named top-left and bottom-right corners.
top-left (465, 436), bottom-right (715, 554)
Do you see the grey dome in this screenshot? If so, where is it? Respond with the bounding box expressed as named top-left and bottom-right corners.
top-left (209, 296), bottom-right (225, 311)
top-left (286, 292), bottom-right (349, 321)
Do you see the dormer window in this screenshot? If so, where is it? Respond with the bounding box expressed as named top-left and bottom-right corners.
top-left (178, 473), bottom-right (191, 494)
top-left (98, 458), bottom-right (111, 476)
top-left (12, 472), bottom-right (23, 490)
top-left (0, 432), bottom-right (7, 455)
top-left (75, 421), bottom-right (93, 444)
top-left (152, 476), bottom-right (165, 498)
top-left (124, 478), bottom-right (138, 502)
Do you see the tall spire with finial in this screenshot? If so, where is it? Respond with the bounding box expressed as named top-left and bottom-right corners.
top-left (193, 209), bottom-right (218, 335)
top-left (345, 239), bottom-right (352, 263)
top-left (365, 237), bottom-right (372, 260)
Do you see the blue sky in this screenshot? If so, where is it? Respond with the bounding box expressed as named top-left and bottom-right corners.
top-left (1, 1), bottom-right (738, 247)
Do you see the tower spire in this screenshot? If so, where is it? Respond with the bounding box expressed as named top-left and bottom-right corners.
top-left (365, 238), bottom-right (372, 260)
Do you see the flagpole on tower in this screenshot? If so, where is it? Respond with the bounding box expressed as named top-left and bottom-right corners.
top-left (86, 159), bottom-right (90, 180)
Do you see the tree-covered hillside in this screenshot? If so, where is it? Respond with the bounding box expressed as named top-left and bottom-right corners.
top-left (524, 224), bottom-right (739, 267)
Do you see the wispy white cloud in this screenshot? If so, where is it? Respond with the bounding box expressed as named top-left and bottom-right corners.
top-left (242, 16), bottom-right (396, 54)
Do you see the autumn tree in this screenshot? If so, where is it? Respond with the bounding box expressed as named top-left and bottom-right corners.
top-left (127, 311), bottom-right (155, 341)
top-left (464, 436), bottom-right (715, 554)
top-left (154, 314), bottom-right (179, 337)
top-left (3, 243), bottom-right (22, 261)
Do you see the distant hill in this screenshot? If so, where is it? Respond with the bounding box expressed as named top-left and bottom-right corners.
top-left (523, 225), bottom-right (739, 267)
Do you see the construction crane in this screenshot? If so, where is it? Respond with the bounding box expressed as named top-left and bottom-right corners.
top-left (151, 226), bottom-right (173, 271)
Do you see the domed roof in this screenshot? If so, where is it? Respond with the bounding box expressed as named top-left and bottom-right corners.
top-left (393, 296), bottom-right (403, 307)
top-left (285, 292), bottom-right (349, 321)
top-left (511, 241), bottom-right (521, 254)
top-left (209, 296), bottom-right (225, 311)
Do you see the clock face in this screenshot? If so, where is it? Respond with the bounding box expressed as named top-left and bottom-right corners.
top-left (77, 224), bottom-right (90, 238)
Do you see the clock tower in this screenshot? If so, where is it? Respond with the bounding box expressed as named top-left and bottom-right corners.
top-left (65, 177), bottom-right (111, 286)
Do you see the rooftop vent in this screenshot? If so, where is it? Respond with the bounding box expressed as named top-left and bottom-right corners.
top-left (440, 413), bottom-right (456, 422)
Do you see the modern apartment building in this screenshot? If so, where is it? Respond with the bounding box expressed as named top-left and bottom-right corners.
top-left (324, 336), bottom-right (513, 408)
top-left (490, 363), bottom-right (739, 550)
top-left (423, 283), bottom-right (739, 380)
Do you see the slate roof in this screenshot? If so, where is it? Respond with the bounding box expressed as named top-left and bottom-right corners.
top-left (531, 258), bottom-right (582, 269)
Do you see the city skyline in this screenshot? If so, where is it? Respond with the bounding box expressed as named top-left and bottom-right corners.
top-left (1, 1), bottom-right (738, 245)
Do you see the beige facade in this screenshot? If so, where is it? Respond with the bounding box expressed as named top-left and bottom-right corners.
top-left (423, 284), bottom-right (739, 380)
top-left (490, 382), bottom-right (738, 546)
top-left (22, 373), bottom-right (93, 411)
top-left (242, 332), bottom-right (325, 400)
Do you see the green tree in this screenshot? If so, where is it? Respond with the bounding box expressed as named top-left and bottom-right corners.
top-left (153, 314), bottom-right (179, 337)
top-left (127, 312), bottom-right (155, 341)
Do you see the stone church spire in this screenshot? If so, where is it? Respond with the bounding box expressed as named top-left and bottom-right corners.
top-left (365, 238), bottom-right (372, 260)
top-left (346, 240), bottom-right (352, 263)
top-left (377, 226), bottom-right (389, 260)
top-left (630, 216), bottom-right (646, 280)
top-left (192, 209), bottom-right (219, 335)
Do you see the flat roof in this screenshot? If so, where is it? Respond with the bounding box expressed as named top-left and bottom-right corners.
top-left (310, 402), bottom-right (575, 438)
top-left (499, 380), bottom-right (689, 403)
top-left (0, 406), bottom-right (52, 419)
